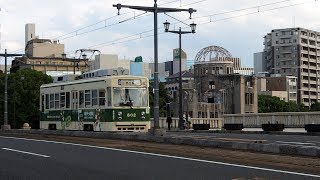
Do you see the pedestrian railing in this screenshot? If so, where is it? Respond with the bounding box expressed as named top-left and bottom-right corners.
top-left (151, 117), bottom-right (222, 129)
top-left (223, 112), bottom-right (320, 128)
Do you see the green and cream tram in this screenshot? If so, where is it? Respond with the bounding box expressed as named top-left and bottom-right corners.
top-left (40, 74), bottom-right (150, 132)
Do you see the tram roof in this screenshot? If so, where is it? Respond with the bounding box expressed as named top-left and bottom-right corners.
top-left (41, 75), bottom-right (148, 88)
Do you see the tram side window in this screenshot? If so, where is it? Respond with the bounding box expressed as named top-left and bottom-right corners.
top-left (85, 90), bottom-right (91, 107)
top-left (99, 89), bottom-right (105, 106)
top-left (79, 91), bottom-right (84, 108)
top-left (60, 92), bottom-right (66, 109)
top-left (54, 93), bottom-right (59, 109)
top-left (107, 87), bottom-right (111, 106)
top-left (45, 94), bottom-right (49, 109)
top-left (66, 92), bottom-right (70, 108)
top-left (92, 90), bottom-right (98, 106)
top-left (41, 95), bottom-right (45, 112)
top-left (50, 94), bottom-right (54, 109)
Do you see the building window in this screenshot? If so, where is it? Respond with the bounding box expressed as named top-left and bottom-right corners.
top-left (209, 81), bottom-right (215, 89)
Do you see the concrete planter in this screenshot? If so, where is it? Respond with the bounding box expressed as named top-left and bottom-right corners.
top-left (262, 124), bottom-right (284, 131)
top-left (223, 124), bottom-right (243, 130)
top-left (193, 124), bottom-right (210, 130)
top-left (305, 124), bottom-right (320, 132)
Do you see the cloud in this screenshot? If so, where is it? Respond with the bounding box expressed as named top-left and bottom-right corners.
top-left (0, 0), bottom-right (319, 67)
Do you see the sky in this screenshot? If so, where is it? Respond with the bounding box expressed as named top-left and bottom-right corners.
top-left (0, 0), bottom-right (320, 67)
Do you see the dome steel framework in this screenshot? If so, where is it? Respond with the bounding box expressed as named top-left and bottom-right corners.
top-left (195, 45), bottom-right (232, 63)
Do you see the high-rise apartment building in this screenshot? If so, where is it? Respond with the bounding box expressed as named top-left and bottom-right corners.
top-left (263, 27), bottom-right (320, 107)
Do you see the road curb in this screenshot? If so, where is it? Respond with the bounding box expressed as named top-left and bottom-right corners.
top-left (1, 129), bottom-right (320, 158)
top-left (171, 130), bottom-right (320, 136)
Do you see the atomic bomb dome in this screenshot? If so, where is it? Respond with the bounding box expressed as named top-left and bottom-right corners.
top-left (195, 45), bottom-right (233, 63)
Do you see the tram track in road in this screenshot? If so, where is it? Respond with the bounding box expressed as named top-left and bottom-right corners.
top-left (1, 133), bottom-right (319, 176)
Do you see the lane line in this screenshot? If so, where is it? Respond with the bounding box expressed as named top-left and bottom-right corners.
top-left (2, 147), bottom-right (50, 158)
top-left (275, 141), bottom-right (316, 146)
top-left (307, 141), bottom-right (320, 144)
top-left (0, 136), bottom-right (319, 178)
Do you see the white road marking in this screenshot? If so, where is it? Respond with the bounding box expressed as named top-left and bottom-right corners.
top-left (307, 141), bottom-right (320, 144)
top-left (2, 147), bottom-right (50, 158)
top-left (0, 136), bottom-right (319, 178)
top-left (275, 141), bottom-right (316, 146)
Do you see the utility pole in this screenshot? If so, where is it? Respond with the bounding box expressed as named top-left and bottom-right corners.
top-left (113, 0), bottom-right (196, 133)
top-left (0, 49), bottom-right (24, 130)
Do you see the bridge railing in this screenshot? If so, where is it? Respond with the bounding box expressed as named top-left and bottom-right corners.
top-left (151, 117), bottom-right (222, 129)
top-left (223, 112), bottom-right (320, 128)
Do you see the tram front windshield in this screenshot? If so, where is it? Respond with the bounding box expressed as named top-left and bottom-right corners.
top-left (113, 87), bottom-right (148, 107)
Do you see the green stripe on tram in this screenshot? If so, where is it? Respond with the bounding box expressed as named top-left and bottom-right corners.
top-left (41, 108), bottom-right (150, 123)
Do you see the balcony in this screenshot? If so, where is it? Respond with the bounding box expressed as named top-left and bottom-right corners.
top-left (309, 87), bottom-right (317, 92)
top-left (309, 44), bottom-right (317, 48)
top-left (301, 56), bottom-right (309, 61)
top-left (301, 72), bottom-right (309, 76)
top-left (309, 73), bottom-right (317, 77)
top-left (310, 95), bottom-right (318, 100)
top-left (309, 65), bottom-right (317, 70)
top-left (302, 94), bottom-right (310, 99)
top-left (309, 80), bottom-right (317, 85)
top-left (301, 79), bottom-right (309, 84)
top-left (309, 59), bottom-right (317, 63)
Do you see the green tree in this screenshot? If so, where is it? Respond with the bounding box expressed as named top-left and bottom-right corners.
top-left (310, 102), bottom-right (320, 111)
top-left (149, 82), bottom-right (172, 117)
top-left (0, 69), bottom-right (52, 128)
top-left (258, 94), bottom-right (304, 113)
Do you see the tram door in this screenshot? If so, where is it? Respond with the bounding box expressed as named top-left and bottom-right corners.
top-left (72, 91), bottom-right (79, 129)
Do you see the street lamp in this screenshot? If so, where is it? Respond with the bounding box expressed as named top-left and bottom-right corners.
top-left (74, 49), bottom-right (100, 74)
top-left (163, 21), bottom-right (196, 129)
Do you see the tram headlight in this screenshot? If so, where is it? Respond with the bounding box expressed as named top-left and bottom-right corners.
top-left (141, 111), bottom-right (145, 120)
top-left (118, 111), bottom-right (123, 120)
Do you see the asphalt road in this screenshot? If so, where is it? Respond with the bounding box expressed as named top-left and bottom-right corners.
top-left (0, 136), bottom-right (319, 180)
top-left (167, 131), bottom-right (320, 147)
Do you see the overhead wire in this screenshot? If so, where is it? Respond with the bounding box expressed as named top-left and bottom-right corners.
top-left (85, 0), bottom-right (208, 49)
top-left (8, 0), bottom-right (317, 56)
top-left (86, 0), bottom-right (295, 50)
top-left (79, 0), bottom-right (319, 51)
top-left (8, 0), bottom-right (183, 54)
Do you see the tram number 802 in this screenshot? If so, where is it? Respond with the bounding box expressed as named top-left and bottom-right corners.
top-left (127, 113), bottom-right (137, 118)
